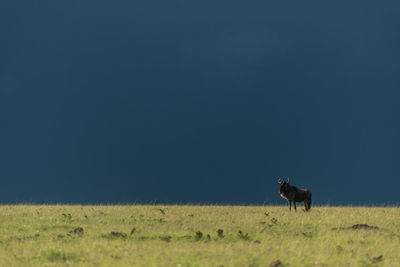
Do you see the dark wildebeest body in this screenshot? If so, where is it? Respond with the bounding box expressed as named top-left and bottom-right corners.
top-left (278, 179), bottom-right (312, 211)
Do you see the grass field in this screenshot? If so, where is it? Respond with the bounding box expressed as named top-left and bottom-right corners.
top-left (0, 205), bottom-right (398, 266)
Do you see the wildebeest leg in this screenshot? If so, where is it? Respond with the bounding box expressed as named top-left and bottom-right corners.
top-left (304, 201), bottom-right (308, 211)
top-left (293, 201), bottom-right (297, 211)
top-left (288, 200), bottom-right (291, 211)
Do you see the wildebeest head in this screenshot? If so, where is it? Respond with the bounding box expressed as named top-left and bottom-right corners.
top-left (278, 178), bottom-right (290, 194)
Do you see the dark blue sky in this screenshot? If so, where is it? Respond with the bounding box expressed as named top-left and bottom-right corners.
top-left (1, 1), bottom-right (399, 204)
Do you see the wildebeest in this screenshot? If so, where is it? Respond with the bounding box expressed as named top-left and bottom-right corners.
top-left (278, 178), bottom-right (312, 211)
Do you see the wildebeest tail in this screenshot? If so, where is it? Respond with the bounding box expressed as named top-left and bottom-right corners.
top-left (307, 191), bottom-right (312, 210)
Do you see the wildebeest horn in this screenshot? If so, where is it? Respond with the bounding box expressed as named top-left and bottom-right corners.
top-left (278, 178), bottom-right (282, 183)
top-left (287, 178), bottom-right (290, 183)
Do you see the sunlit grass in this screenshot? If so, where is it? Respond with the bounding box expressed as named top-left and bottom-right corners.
top-left (0, 205), bottom-right (399, 266)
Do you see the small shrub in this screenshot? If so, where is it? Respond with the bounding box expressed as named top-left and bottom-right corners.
top-left (159, 235), bottom-right (172, 242)
top-left (238, 230), bottom-right (250, 240)
top-left (102, 232), bottom-right (127, 239)
top-left (129, 227), bottom-right (136, 237)
top-left (195, 231), bottom-right (203, 240)
top-left (111, 255), bottom-right (122, 260)
top-left (158, 209), bottom-right (166, 215)
top-left (217, 229), bottom-right (224, 238)
top-left (62, 213), bottom-right (72, 221)
top-left (69, 227), bottom-right (84, 236)
top-left (371, 255), bottom-right (383, 263)
top-left (41, 250), bottom-right (67, 262)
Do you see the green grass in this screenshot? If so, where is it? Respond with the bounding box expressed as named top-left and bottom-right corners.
top-left (0, 205), bottom-right (399, 266)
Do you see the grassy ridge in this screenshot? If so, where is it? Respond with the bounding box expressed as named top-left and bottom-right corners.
top-left (0, 205), bottom-right (399, 266)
